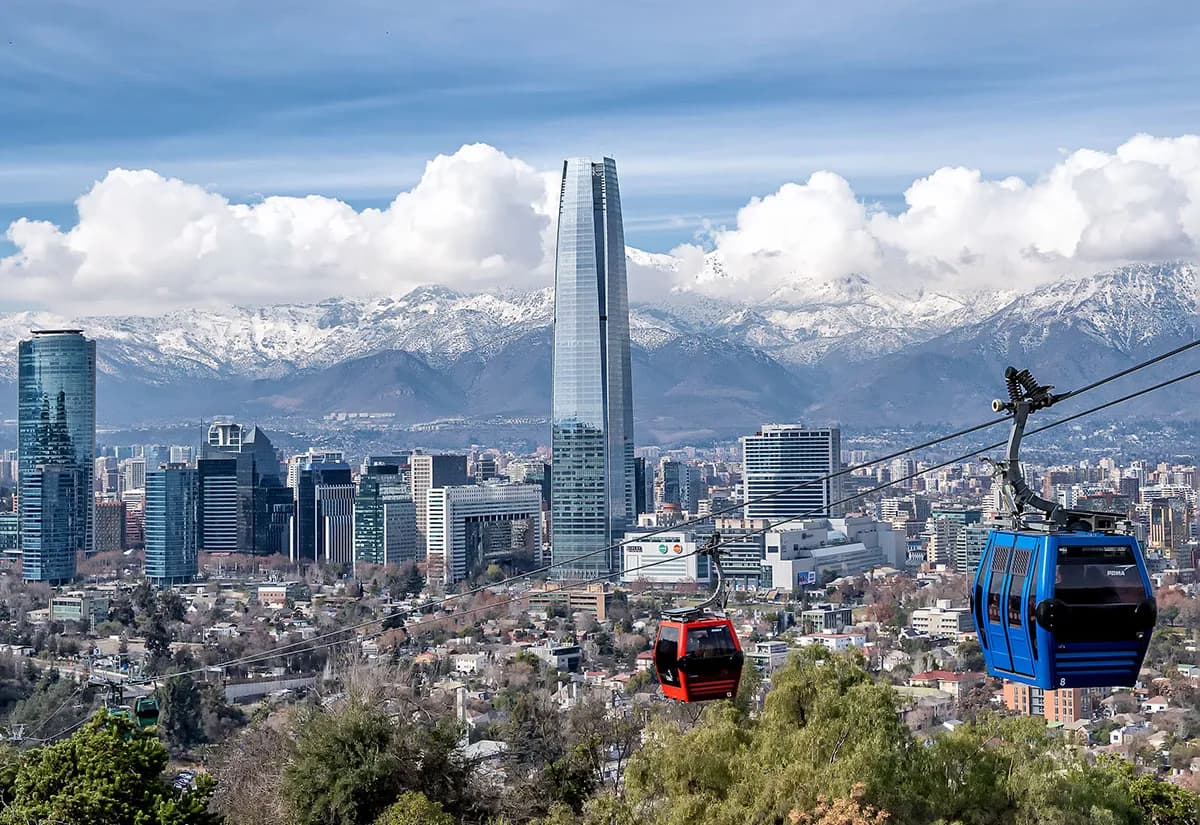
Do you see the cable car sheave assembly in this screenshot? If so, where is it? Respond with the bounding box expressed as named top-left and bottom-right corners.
top-left (972, 367), bottom-right (1157, 690)
top-left (653, 534), bottom-right (745, 702)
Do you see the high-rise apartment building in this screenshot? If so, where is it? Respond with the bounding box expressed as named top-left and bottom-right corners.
top-left (145, 465), bottom-right (199, 585)
top-left (550, 157), bottom-right (635, 577)
top-left (741, 425), bottom-right (841, 524)
top-left (410, 454), bottom-right (469, 560)
top-left (18, 330), bottom-right (96, 580)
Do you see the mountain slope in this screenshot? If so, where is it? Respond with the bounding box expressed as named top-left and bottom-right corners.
top-left (0, 261), bottom-right (1194, 439)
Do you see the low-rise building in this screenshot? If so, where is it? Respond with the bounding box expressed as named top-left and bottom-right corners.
top-left (530, 643), bottom-right (582, 673)
top-left (908, 670), bottom-right (985, 701)
top-left (746, 640), bottom-right (791, 673)
top-left (525, 583), bottom-right (611, 621)
top-left (800, 605), bottom-right (854, 634)
top-left (49, 591), bottom-right (110, 627)
top-left (910, 600), bottom-right (974, 640)
top-left (798, 632), bottom-right (866, 652)
top-left (258, 581), bottom-right (307, 609)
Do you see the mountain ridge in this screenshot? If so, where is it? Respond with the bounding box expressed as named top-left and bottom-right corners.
top-left (0, 260), bottom-right (1195, 438)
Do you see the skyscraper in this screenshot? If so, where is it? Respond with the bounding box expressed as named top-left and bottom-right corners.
top-left (145, 464), bottom-right (199, 585)
top-left (550, 157), bottom-right (635, 577)
top-left (741, 424), bottom-right (842, 524)
top-left (354, 466), bottom-right (417, 567)
top-left (18, 330), bottom-right (96, 581)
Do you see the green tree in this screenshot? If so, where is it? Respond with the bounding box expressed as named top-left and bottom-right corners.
top-left (159, 674), bottom-right (206, 752)
top-left (0, 714), bottom-right (220, 825)
top-left (374, 791), bottom-right (454, 825)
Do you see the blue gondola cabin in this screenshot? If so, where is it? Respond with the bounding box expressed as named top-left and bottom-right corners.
top-left (971, 530), bottom-right (1156, 689)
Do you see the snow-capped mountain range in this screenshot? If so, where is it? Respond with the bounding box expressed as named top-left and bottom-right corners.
top-left (0, 260), bottom-right (1195, 439)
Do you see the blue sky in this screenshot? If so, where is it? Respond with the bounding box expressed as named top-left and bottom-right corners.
top-left (2, 0), bottom-right (1199, 256)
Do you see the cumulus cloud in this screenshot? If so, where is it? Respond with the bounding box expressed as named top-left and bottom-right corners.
top-left (675, 133), bottom-right (1200, 299)
top-left (3, 134), bottom-right (1200, 312)
top-left (0, 143), bottom-right (557, 313)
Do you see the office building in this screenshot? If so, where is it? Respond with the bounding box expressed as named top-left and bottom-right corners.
top-left (122, 489), bottom-right (145, 548)
top-left (197, 458), bottom-right (239, 554)
top-left (712, 517), bottom-right (770, 587)
top-left (49, 590), bottom-right (110, 626)
top-left (168, 445), bottom-right (194, 465)
top-left (427, 483), bottom-right (542, 586)
top-left (633, 457), bottom-right (650, 516)
top-left (550, 157), bottom-right (635, 577)
top-left (20, 465), bottom-right (79, 583)
top-left (121, 457), bottom-right (146, 492)
top-left (742, 425), bottom-right (841, 524)
top-left (202, 423), bottom-right (284, 555)
top-left (289, 457), bottom-right (354, 565)
top-left (18, 330), bottom-right (96, 576)
top-left (94, 499), bottom-right (126, 554)
top-left (145, 465), bottom-right (199, 586)
top-left (0, 512), bottom-right (19, 563)
top-left (354, 467), bottom-right (417, 566)
top-left (410, 454), bottom-right (469, 560)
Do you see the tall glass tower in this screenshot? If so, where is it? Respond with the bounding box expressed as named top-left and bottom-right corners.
top-left (551, 157), bottom-right (635, 577)
top-left (18, 330), bottom-right (96, 581)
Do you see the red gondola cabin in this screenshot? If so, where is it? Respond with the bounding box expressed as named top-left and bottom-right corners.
top-left (653, 616), bottom-right (744, 702)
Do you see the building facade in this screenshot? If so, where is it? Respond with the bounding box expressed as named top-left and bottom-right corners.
top-left (94, 499), bottom-right (127, 554)
top-left (550, 157), bottom-right (635, 577)
top-left (354, 468), bottom-right (417, 567)
top-left (18, 330), bottom-right (96, 580)
top-left (742, 425), bottom-right (841, 524)
top-left (427, 483), bottom-right (543, 587)
top-left (410, 454), bottom-right (469, 561)
top-left (145, 465), bottom-right (199, 585)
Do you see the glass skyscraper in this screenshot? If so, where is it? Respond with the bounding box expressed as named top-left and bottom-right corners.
top-left (551, 157), bottom-right (635, 577)
top-left (18, 330), bottom-right (96, 581)
top-left (145, 465), bottom-right (199, 585)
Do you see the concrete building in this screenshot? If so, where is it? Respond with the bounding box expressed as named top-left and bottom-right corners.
top-left (620, 529), bottom-right (711, 586)
top-left (799, 633), bottom-right (866, 652)
top-left (525, 582), bottom-right (611, 621)
top-left (910, 600), bottom-right (974, 640)
top-left (93, 499), bottom-right (126, 554)
top-left (49, 590), bottom-right (110, 626)
top-left (761, 518), bottom-right (891, 589)
top-left (746, 640), bottom-right (792, 674)
top-left (427, 483), bottom-right (542, 587)
top-left (1004, 682), bottom-right (1095, 724)
top-left (712, 518), bottom-right (769, 588)
top-left (800, 605), bottom-right (854, 635)
top-left (410, 454), bottom-right (469, 562)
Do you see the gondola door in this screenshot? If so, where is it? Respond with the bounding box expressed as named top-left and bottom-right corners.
top-left (982, 537), bottom-right (1015, 673)
top-left (1004, 537), bottom-right (1040, 679)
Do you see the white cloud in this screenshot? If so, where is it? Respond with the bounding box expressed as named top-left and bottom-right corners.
top-left (4, 135), bottom-right (1200, 312)
top-left (0, 143), bottom-right (556, 313)
top-left (675, 133), bottom-right (1200, 299)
